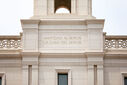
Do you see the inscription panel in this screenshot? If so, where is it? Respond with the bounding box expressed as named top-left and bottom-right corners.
top-left (42, 36), bottom-right (82, 46)
top-left (39, 31), bottom-right (87, 51)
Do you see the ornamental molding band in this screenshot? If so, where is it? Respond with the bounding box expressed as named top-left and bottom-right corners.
top-left (105, 36), bottom-right (127, 49)
top-left (0, 0), bottom-right (127, 85)
top-left (0, 35), bottom-right (127, 49)
top-left (0, 36), bottom-right (21, 49)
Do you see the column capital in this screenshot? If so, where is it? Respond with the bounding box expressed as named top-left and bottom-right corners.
top-left (86, 52), bottom-right (104, 65)
top-left (88, 65), bottom-right (94, 70)
top-left (97, 65), bottom-right (104, 70)
top-left (86, 19), bottom-right (105, 29)
top-left (21, 19), bottom-right (40, 30)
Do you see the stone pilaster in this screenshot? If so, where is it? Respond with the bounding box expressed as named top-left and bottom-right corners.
top-left (88, 65), bottom-right (94, 85)
top-left (21, 52), bottom-right (40, 85)
top-left (32, 65), bottom-right (39, 85)
top-left (71, 0), bottom-right (76, 14)
top-left (97, 65), bottom-right (104, 85)
top-left (22, 65), bottom-right (29, 85)
top-left (21, 20), bottom-right (40, 52)
top-left (88, 0), bottom-right (92, 15)
top-left (87, 52), bottom-right (104, 85)
top-left (86, 20), bottom-right (104, 52)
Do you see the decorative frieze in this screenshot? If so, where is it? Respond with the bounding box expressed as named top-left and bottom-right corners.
top-left (0, 36), bottom-right (21, 49)
top-left (105, 36), bottom-right (127, 49)
top-left (0, 35), bottom-right (127, 50)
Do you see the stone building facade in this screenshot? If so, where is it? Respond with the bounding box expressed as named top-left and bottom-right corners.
top-left (0, 0), bottom-right (127, 85)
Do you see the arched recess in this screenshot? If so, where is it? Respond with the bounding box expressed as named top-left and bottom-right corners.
top-left (56, 6), bottom-right (70, 13)
top-left (55, 0), bottom-right (71, 13)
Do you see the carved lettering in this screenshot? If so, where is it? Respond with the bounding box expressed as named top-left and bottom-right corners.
top-left (41, 36), bottom-right (82, 46)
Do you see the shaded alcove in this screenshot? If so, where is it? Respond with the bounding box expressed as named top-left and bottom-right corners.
top-left (55, 0), bottom-right (71, 13)
top-left (56, 7), bottom-right (70, 13)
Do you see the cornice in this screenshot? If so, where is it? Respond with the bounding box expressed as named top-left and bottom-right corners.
top-left (104, 49), bottom-right (127, 57)
top-left (21, 19), bottom-right (105, 25)
top-left (105, 35), bottom-right (127, 39)
top-left (21, 51), bottom-right (40, 56)
top-left (40, 52), bottom-right (86, 58)
top-left (0, 49), bottom-right (22, 57)
top-left (86, 19), bottom-right (105, 24)
top-left (0, 35), bottom-right (21, 39)
top-left (21, 19), bottom-right (40, 24)
top-left (86, 52), bottom-right (104, 57)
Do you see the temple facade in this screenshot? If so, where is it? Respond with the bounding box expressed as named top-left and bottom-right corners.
top-left (0, 0), bottom-right (127, 85)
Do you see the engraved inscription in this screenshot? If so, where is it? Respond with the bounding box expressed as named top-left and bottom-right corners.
top-left (41, 36), bottom-right (82, 46)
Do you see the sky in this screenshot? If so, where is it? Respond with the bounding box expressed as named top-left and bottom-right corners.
top-left (0, 0), bottom-right (127, 35)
